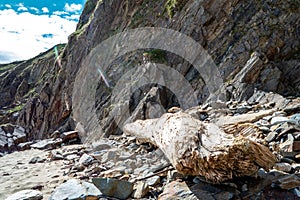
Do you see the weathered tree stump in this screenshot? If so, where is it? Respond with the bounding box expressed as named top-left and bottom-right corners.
top-left (123, 111), bottom-right (277, 183)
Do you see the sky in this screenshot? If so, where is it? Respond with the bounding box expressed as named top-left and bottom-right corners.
top-left (0, 0), bottom-right (86, 64)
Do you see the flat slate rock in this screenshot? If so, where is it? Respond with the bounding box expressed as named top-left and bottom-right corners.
top-left (50, 179), bottom-right (101, 200)
top-left (5, 189), bottom-right (43, 200)
top-left (92, 178), bottom-right (133, 199)
top-left (30, 138), bottom-right (62, 150)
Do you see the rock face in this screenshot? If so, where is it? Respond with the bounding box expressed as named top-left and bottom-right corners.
top-left (0, 0), bottom-right (298, 141)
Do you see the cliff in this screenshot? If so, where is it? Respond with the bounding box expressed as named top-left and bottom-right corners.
top-left (0, 0), bottom-right (299, 141)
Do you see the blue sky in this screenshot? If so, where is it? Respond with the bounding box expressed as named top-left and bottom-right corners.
top-left (0, 0), bottom-right (86, 63)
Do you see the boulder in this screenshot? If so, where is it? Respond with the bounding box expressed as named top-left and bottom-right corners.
top-left (92, 178), bottom-right (133, 199)
top-left (50, 179), bottom-right (101, 200)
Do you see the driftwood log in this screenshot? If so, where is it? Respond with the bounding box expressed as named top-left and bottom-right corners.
top-left (123, 111), bottom-right (277, 183)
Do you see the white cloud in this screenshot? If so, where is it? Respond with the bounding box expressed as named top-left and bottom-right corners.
top-left (17, 6), bottom-right (28, 12)
top-left (53, 11), bottom-right (69, 15)
top-left (64, 3), bottom-right (82, 13)
top-left (42, 7), bottom-right (49, 13)
top-left (0, 9), bottom-right (79, 63)
top-left (29, 7), bottom-right (39, 13)
top-left (5, 4), bottom-right (11, 8)
top-left (65, 14), bottom-right (81, 21)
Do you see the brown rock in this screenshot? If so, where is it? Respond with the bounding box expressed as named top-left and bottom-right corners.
top-left (61, 131), bottom-right (79, 142)
top-left (277, 175), bottom-right (300, 190)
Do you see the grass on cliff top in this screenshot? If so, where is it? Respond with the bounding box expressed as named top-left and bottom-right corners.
top-left (0, 60), bottom-right (23, 74)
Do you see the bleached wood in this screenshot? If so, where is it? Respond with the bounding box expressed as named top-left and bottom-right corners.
top-left (124, 111), bottom-right (277, 182)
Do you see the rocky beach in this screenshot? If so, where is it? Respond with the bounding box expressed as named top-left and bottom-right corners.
top-left (1, 0), bottom-right (300, 199)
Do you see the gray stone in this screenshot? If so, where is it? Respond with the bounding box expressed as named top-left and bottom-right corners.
top-left (7, 138), bottom-right (14, 148)
top-left (92, 141), bottom-right (112, 151)
top-left (284, 103), bottom-right (300, 115)
top-left (78, 153), bottom-right (94, 166)
top-left (92, 178), bottom-right (133, 199)
top-left (50, 151), bottom-right (64, 160)
top-left (17, 141), bottom-right (33, 151)
top-left (265, 131), bottom-right (277, 142)
top-left (30, 138), bottom-right (62, 150)
top-left (81, 181), bottom-right (102, 198)
top-left (236, 106), bottom-right (251, 114)
top-left (159, 181), bottom-right (215, 200)
top-left (271, 116), bottom-right (290, 125)
top-left (29, 156), bottom-right (46, 164)
top-left (147, 175), bottom-right (160, 186)
top-left (293, 188), bottom-right (300, 197)
top-left (66, 154), bottom-right (78, 160)
top-left (50, 179), bottom-right (101, 200)
top-left (0, 133), bottom-right (8, 149)
top-left (272, 111), bottom-right (287, 117)
top-left (241, 184), bottom-right (248, 192)
top-left (101, 150), bottom-right (119, 163)
top-left (214, 191), bottom-right (235, 200)
top-left (12, 126), bottom-right (26, 144)
top-left (5, 189), bottom-right (42, 200)
top-left (259, 126), bottom-right (271, 133)
top-left (291, 114), bottom-right (300, 121)
top-left (274, 163), bottom-right (292, 173)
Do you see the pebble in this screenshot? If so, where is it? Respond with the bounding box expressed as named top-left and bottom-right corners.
top-left (50, 151), bottom-right (64, 160)
top-left (147, 175), bottom-right (160, 186)
top-left (65, 154), bottom-right (78, 160)
top-left (272, 111), bottom-right (287, 117)
top-left (29, 156), bottom-right (45, 164)
top-left (274, 162), bottom-right (292, 172)
top-left (280, 157), bottom-right (295, 164)
top-left (293, 188), bottom-right (300, 197)
top-left (259, 126), bottom-right (271, 133)
top-left (265, 131), bottom-right (277, 142)
top-left (241, 184), bottom-right (248, 192)
top-left (78, 153), bottom-right (94, 166)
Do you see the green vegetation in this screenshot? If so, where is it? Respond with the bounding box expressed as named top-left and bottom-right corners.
top-left (164, 0), bottom-right (188, 18)
top-left (0, 64), bottom-right (15, 74)
top-left (24, 88), bottom-right (37, 98)
top-left (7, 104), bottom-right (24, 114)
top-left (143, 49), bottom-right (167, 63)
